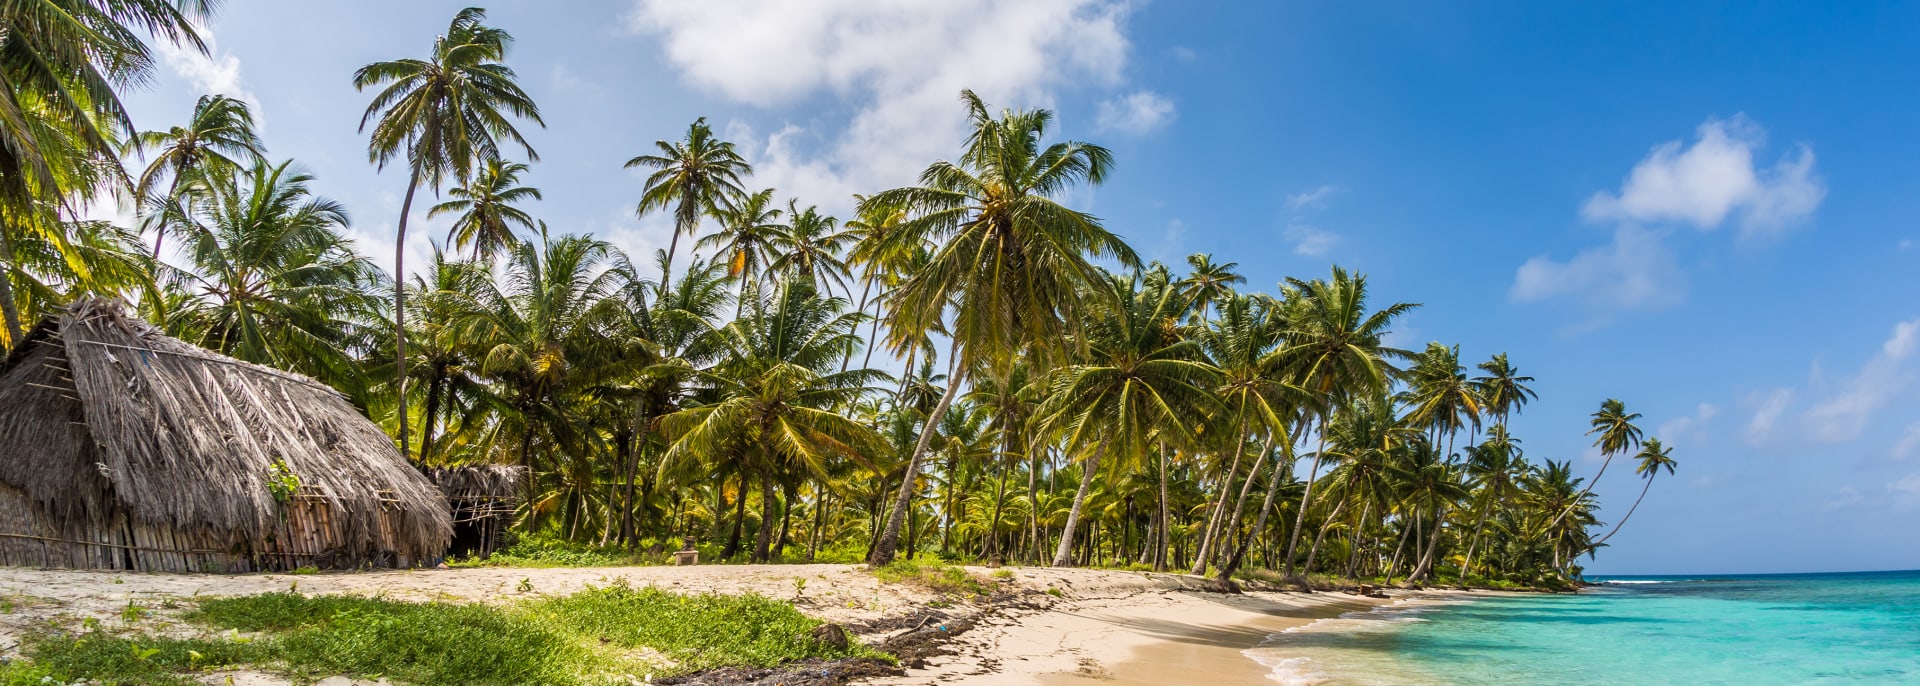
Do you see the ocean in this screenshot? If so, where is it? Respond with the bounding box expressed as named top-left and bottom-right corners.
top-left (1243, 570), bottom-right (1920, 684)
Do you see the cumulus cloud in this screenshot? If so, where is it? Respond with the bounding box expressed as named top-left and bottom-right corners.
top-left (627, 0), bottom-right (1133, 227)
top-left (1582, 115), bottom-right (1824, 240)
top-left (154, 25), bottom-right (261, 118)
top-left (1510, 225), bottom-right (1683, 312)
top-left (1803, 318), bottom-right (1920, 442)
top-left (1284, 225), bottom-right (1338, 257)
top-left (1512, 116), bottom-right (1822, 323)
top-left (1095, 91), bottom-right (1176, 135)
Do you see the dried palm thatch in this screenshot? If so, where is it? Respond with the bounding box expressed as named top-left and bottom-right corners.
top-left (423, 464), bottom-right (524, 558)
top-left (0, 298), bottom-right (451, 571)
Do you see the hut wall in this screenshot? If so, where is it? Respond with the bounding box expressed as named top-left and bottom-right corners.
top-left (0, 484), bottom-right (422, 572)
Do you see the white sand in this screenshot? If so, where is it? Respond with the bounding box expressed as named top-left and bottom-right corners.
top-left (0, 564), bottom-right (1415, 685)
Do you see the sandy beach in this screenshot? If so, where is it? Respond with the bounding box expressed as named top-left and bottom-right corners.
top-left (0, 563), bottom-right (1415, 685)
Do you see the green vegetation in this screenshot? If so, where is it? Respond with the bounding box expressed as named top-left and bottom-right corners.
top-left (0, 4), bottom-right (1678, 598)
top-left (0, 585), bottom-right (883, 686)
top-left (870, 560), bottom-right (991, 597)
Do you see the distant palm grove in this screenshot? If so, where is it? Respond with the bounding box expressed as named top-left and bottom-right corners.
top-left (1, 4), bottom-right (1676, 587)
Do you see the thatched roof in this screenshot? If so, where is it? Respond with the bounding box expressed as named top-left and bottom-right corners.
top-left (0, 298), bottom-right (450, 558)
top-left (424, 464), bottom-right (526, 500)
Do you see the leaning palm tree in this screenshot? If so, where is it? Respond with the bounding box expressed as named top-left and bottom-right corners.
top-left (428, 157), bottom-right (541, 261)
top-left (1267, 266), bottom-right (1416, 582)
top-left (131, 94), bottom-right (264, 258)
top-left (863, 90), bottom-right (1139, 566)
top-left (626, 117), bottom-right (751, 291)
top-left (354, 6), bottom-right (544, 453)
top-left (1545, 399), bottom-right (1644, 531)
top-left (1591, 438), bottom-right (1676, 547)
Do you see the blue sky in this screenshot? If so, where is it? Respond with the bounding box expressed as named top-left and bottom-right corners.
top-left (109, 1), bottom-right (1920, 575)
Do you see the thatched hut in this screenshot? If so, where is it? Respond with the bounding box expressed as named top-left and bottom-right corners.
top-left (0, 299), bottom-right (451, 572)
top-left (421, 465), bottom-right (523, 559)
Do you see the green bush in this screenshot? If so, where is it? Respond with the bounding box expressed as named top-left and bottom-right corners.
top-left (871, 559), bottom-right (990, 597)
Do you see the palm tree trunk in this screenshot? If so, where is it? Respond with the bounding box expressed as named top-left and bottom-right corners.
top-left (1051, 435), bottom-right (1111, 567)
top-left (1408, 503), bottom-right (1448, 582)
top-left (980, 431), bottom-right (1014, 560)
top-left (1218, 441), bottom-right (1294, 584)
top-left (1217, 434), bottom-right (1277, 569)
top-left (392, 169), bottom-right (421, 456)
top-left (660, 220), bottom-right (686, 300)
top-left (844, 275), bottom-right (877, 373)
top-left (1591, 476), bottom-right (1656, 547)
top-left (1545, 453), bottom-right (1617, 533)
top-left (807, 486), bottom-right (828, 561)
top-left (1283, 423), bottom-right (1331, 580)
top-left (1154, 444), bottom-right (1172, 571)
top-left (1386, 516), bottom-right (1414, 582)
top-left (1460, 498), bottom-right (1494, 584)
top-left (621, 400), bottom-right (648, 547)
top-left (870, 337), bottom-right (966, 566)
top-left (0, 225), bottom-right (23, 350)
top-left (1190, 416), bottom-right (1251, 574)
top-left (150, 174), bottom-right (187, 261)
top-left (1344, 499), bottom-right (1372, 579)
top-left (723, 468), bottom-right (748, 559)
top-left (418, 368), bottom-right (445, 462)
top-left (1302, 498), bottom-right (1348, 581)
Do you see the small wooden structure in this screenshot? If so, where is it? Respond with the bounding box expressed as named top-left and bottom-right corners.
top-left (674, 536), bottom-right (699, 566)
top-left (0, 299), bottom-right (452, 571)
top-left (422, 465), bottom-right (524, 559)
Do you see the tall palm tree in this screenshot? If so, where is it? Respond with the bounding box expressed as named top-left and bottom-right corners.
top-left (1591, 438), bottom-right (1676, 547)
top-left (863, 90), bottom-right (1139, 566)
top-left (1190, 293), bottom-right (1302, 574)
top-left (164, 159), bottom-right (380, 394)
top-left (1459, 425), bottom-right (1525, 582)
top-left (131, 94), bottom-right (264, 258)
top-left (1545, 399), bottom-right (1644, 531)
top-left (1267, 266), bottom-right (1416, 582)
top-left (626, 117), bottom-right (751, 292)
top-left (768, 200), bottom-right (853, 298)
top-left (355, 6), bottom-right (543, 453)
top-left (428, 157), bottom-right (541, 261)
top-left (1400, 342), bottom-right (1482, 460)
top-left (1035, 269), bottom-right (1221, 567)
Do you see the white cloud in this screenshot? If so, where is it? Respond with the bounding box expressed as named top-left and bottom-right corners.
top-left (1894, 423), bottom-right (1920, 460)
top-left (1285, 185), bottom-right (1337, 210)
top-left (1168, 46), bottom-right (1198, 63)
top-left (1510, 224), bottom-right (1683, 312)
top-left (1284, 225), bottom-right (1338, 257)
top-left (1095, 91), bottom-right (1176, 136)
top-left (1901, 239), bottom-right (1915, 251)
top-left (1890, 473), bottom-right (1920, 508)
top-left (1745, 387), bottom-right (1793, 445)
top-left (1581, 115), bottom-right (1823, 240)
top-left (154, 25), bottom-right (261, 119)
top-left (1803, 317), bottom-right (1920, 442)
top-left (1658, 403), bottom-right (1720, 446)
top-left (628, 0), bottom-right (1133, 231)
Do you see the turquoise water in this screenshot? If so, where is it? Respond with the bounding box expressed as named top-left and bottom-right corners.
top-left (1244, 570), bottom-right (1920, 684)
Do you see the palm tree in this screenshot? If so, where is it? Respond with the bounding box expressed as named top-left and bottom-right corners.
top-left (1400, 342), bottom-right (1482, 460)
top-left (1545, 399), bottom-right (1643, 531)
top-left (354, 6), bottom-right (544, 454)
top-left (1267, 266), bottom-right (1416, 582)
top-left (131, 94), bottom-right (264, 258)
top-left (1459, 425), bottom-right (1525, 582)
top-left (1035, 269), bottom-right (1221, 567)
top-left (863, 90), bottom-right (1139, 566)
top-left (1178, 253), bottom-right (1244, 324)
top-left (1473, 353), bottom-right (1537, 428)
top-left (695, 187), bottom-right (783, 310)
top-left (1190, 293), bottom-right (1303, 575)
top-left (0, 0), bottom-right (210, 345)
top-left (626, 118), bottom-right (751, 291)
top-left (658, 281), bottom-right (889, 562)
top-left (429, 158), bottom-right (541, 261)
top-left (163, 159), bottom-right (380, 394)
top-left (1591, 438), bottom-right (1676, 547)
top-left (768, 200), bottom-right (853, 298)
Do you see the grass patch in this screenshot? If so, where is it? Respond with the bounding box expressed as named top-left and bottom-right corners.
top-left (452, 534), bottom-right (652, 568)
top-left (8, 583), bottom-right (887, 686)
top-left (871, 559), bottom-right (991, 598)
